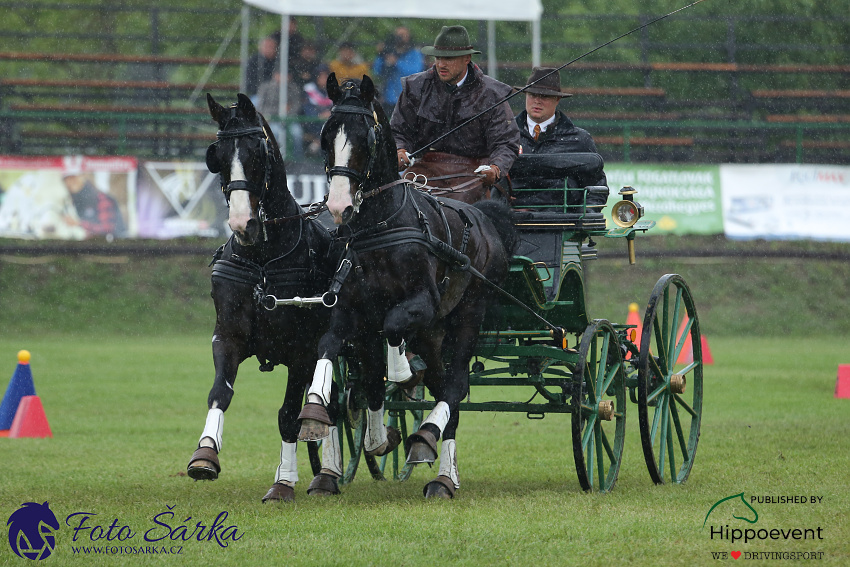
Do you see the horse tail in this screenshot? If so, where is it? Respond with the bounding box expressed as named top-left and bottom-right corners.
top-left (473, 200), bottom-right (518, 256)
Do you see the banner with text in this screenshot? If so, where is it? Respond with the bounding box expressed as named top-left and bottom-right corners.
top-left (719, 164), bottom-right (850, 241)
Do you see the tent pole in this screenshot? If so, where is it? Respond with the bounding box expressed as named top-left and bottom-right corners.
top-left (532, 18), bottom-right (541, 67)
top-left (279, 14), bottom-right (290, 159)
top-left (240, 6), bottom-right (250, 93)
top-left (487, 20), bottom-right (497, 80)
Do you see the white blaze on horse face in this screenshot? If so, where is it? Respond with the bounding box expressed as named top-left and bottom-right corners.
top-left (226, 146), bottom-right (254, 237)
top-left (326, 126), bottom-right (355, 224)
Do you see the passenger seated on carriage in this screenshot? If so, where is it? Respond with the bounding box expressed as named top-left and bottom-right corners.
top-left (509, 67), bottom-right (608, 211)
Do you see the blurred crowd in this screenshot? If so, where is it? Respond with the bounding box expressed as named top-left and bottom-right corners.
top-left (246, 21), bottom-right (425, 159)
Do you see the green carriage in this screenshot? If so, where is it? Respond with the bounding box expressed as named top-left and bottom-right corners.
top-left (309, 153), bottom-right (705, 493)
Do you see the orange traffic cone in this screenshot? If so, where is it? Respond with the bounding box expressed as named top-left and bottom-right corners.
top-left (9, 395), bottom-right (52, 438)
top-left (626, 303), bottom-right (642, 359)
top-left (836, 365), bottom-right (850, 399)
top-left (0, 350), bottom-right (37, 436)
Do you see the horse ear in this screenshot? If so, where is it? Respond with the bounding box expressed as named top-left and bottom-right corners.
top-left (207, 93), bottom-right (228, 126)
top-left (360, 75), bottom-right (376, 103)
top-left (236, 93), bottom-right (258, 123)
top-left (326, 72), bottom-right (342, 104)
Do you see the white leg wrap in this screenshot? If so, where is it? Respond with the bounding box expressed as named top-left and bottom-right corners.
top-left (364, 406), bottom-right (387, 453)
top-left (438, 439), bottom-right (459, 489)
top-left (199, 408), bottom-right (224, 452)
top-left (274, 441), bottom-right (298, 486)
top-left (386, 340), bottom-right (413, 383)
top-left (422, 401), bottom-right (451, 435)
top-left (307, 358), bottom-right (334, 406)
top-left (320, 426), bottom-right (343, 477)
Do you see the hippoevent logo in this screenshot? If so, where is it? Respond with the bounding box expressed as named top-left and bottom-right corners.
top-left (704, 492), bottom-right (825, 561)
top-left (6, 503), bottom-right (243, 560)
top-left (7, 502), bottom-right (60, 560)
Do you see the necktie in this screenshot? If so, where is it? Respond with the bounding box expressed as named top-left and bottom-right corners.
top-left (533, 124), bottom-right (541, 141)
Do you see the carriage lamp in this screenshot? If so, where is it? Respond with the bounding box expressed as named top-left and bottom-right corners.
top-left (611, 186), bottom-right (644, 228)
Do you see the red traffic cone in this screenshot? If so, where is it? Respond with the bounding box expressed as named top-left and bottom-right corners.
top-left (0, 350), bottom-right (36, 433)
top-left (9, 395), bottom-right (52, 438)
top-left (675, 317), bottom-right (714, 365)
top-left (836, 365), bottom-right (850, 399)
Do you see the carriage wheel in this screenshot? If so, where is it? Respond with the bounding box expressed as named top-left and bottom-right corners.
top-left (571, 319), bottom-right (627, 492)
top-left (637, 274), bottom-right (703, 485)
top-left (306, 357), bottom-right (370, 485)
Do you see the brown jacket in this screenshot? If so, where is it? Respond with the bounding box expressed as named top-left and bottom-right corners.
top-left (391, 63), bottom-right (520, 176)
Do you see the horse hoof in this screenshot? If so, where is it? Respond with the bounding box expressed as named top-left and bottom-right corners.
top-left (423, 476), bottom-right (456, 499)
top-left (298, 419), bottom-right (330, 441)
top-left (365, 426), bottom-right (401, 457)
top-left (307, 473), bottom-right (341, 496)
top-left (262, 483), bottom-right (295, 503)
top-left (187, 447), bottom-right (220, 481)
top-left (405, 428), bottom-right (438, 464)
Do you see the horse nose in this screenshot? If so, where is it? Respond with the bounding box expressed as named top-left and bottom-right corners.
top-left (341, 205), bottom-right (355, 225)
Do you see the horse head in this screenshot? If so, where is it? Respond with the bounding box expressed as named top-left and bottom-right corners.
top-left (321, 73), bottom-right (397, 225)
top-left (7, 502), bottom-right (60, 560)
top-left (206, 93), bottom-right (283, 245)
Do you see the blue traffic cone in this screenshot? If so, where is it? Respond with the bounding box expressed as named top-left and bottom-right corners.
top-left (0, 350), bottom-right (36, 432)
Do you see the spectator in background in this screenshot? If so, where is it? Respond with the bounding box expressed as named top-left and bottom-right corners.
top-left (372, 26), bottom-right (425, 116)
top-left (291, 41), bottom-right (321, 89)
top-left (329, 41), bottom-right (370, 82)
top-left (62, 171), bottom-right (126, 238)
top-left (246, 32), bottom-right (280, 101)
top-left (302, 64), bottom-right (334, 157)
top-left (256, 71), bottom-right (305, 161)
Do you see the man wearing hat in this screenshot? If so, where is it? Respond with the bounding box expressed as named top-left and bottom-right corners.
top-left (511, 67), bottom-right (608, 205)
top-left (391, 25), bottom-right (519, 190)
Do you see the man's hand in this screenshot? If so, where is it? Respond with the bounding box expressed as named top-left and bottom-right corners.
top-left (474, 164), bottom-right (500, 186)
top-left (397, 149), bottom-right (413, 171)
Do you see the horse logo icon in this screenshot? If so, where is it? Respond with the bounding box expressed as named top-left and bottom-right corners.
top-left (703, 492), bottom-right (759, 527)
top-left (7, 502), bottom-right (60, 560)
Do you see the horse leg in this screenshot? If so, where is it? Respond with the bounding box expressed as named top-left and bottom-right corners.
top-left (360, 337), bottom-right (402, 457)
top-left (308, 374), bottom-right (343, 496)
top-left (384, 291), bottom-right (438, 385)
top-left (298, 311), bottom-right (351, 441)
top-left (421, 320), bottom-right (479, 499)
top-left (188, 333), bottom-right (243, 480)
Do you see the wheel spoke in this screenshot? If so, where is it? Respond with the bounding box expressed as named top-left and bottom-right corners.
top-left (667, 287), bottom-right (684, 363)
top-left (673, 392), bottom-right (698, 419)
top-left (650, 395), bottom-right (663, 444)
top-left (677, 360), bottom-right (700, 376)
top-left (595, 421), bottom-right (605, 489)
top-left (581, 413), bottom-right (598, 451)
top-left (671, 315), bottom-right (693, 366)
top-left (661, 287), bottom-right (670, 353)
top-left (666, 400), bottom-right (676, 482)
top-left (597, 332), bottom-right (610, 394)
top-left (669, 396), bottom-right (690, 464)
top-left (652, 317), bottom-right (669, 376)
top-left (602, 362), bottom-right (619, 395)
top-left (657, 395), bottom-right (670, 479)
top-left (600, 425), bottom-right (616, 463)
top-left (647, 381), bottom-right (667, 404)
top-left (586, 427), bottom-right (595, 486)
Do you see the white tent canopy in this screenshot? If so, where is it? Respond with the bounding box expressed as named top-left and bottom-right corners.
top-left (241, 0), bottom-right (542, 155)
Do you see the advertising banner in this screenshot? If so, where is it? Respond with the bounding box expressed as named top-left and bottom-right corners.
top-left (603, 163), bottom-right (723, 235)
top-left (0, 156), bottom-right (137, 240)
top-left (720, 164), bottom-right (850, 241)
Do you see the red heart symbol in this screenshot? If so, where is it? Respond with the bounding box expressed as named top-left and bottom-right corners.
top-left (731, 551), bottom-right (742, 559)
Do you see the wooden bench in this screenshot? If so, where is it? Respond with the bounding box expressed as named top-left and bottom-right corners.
top-left (595, 135), bottom-right (694, 147)
top-left (767, 114), bottom-right (850, 124)
top-left (0, 51), bottom-right (240, 66)
top-left (1, 78), bottom-right (239, 91)
top-left (780, 139), bottom-right (850, 150)
top-left (750, 89), bottom-right (850, 113)
top-left (9, 103), bottom-right (207, 115)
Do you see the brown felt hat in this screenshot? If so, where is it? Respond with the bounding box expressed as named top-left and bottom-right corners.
top-left (514, 67), bottom-right (572, 98)
top-left (421, 26), bottom-right (481, 57)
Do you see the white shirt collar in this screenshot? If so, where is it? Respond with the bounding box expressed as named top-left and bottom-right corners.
top-left (455, 68), bottom-right (469, 88)
top-left (526, 113), bottom-right (556, 136)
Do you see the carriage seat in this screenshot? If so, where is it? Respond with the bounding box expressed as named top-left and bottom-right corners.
top-left (509, 152), bottom-right (608, 213)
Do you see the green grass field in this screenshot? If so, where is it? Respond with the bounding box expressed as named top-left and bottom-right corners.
top-left (1, 333), bottom-right (847, 566)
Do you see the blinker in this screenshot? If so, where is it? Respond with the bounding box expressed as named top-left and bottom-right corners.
top-left (206, 143), bottom-right (221, 174)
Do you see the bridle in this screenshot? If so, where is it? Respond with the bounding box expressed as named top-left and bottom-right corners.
top-left (322, 93), bottom-right (384, 213)
top-left (206, 106), bottom-right (272, 206)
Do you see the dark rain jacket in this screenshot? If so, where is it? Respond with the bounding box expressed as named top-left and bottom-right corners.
top-left (391, 63), bottom-right (520, 177)
top-left (512, 110), bottom-right (608, 207)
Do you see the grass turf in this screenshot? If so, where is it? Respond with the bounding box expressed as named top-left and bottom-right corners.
top-left (0, 334), bottom-right (847, 566)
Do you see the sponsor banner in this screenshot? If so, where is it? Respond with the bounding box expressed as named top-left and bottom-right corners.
top-left (137, 162), bottom-right (229, 239)
top-left (720, 164), bottom-right (850, 241)
top-left (603, 163), bottom-right (723, 235)
top-left (0, 155), bottom-right (137, 240)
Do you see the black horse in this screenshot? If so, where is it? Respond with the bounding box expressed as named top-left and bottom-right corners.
top-left (297, 75), bottom-right (517, 498)
top-left (186, 93), bottom-right (340, 502)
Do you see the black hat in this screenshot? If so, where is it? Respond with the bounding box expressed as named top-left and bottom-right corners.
top-left (421, 26), bottom-right (481, 57)
top-left (514, 67), bottom-right (572, 98)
